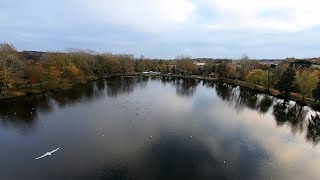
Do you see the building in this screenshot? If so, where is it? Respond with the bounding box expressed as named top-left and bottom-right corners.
top-left (194, 62), bottom-right (206, 66)
top-left (142, 71), bottom-right (161, 75)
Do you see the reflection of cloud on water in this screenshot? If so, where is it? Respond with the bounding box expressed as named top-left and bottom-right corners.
top-left (198, 86), bottom-right (320, 179)
top-left (1, 77), bottom-right (320, 179)
top-left (76, 134), bottom-right (267, 179)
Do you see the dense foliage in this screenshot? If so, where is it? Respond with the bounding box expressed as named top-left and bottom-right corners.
top-left (275, 66), bottom-right (296, 98)
top-left (1, 43), bottom-right (320, 106)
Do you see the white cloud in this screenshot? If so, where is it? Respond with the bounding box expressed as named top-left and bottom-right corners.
top-left (72, 0), bottom-right (320, 33)
top-left (201, 0), bottom-right (320, 32)
top-left (75, 0), bottom-right (196, 32)
top-left (4, 0), bottom-right (319, 33)
top-left (1, 0), bottom-right (320, 57)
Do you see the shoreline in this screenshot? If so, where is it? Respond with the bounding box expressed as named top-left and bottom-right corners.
top-left (1, 73), bottom-right (319, 111)
top-left (142, 74), bottom-right (319, 110)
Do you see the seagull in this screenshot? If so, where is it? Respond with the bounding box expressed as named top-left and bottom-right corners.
top-left (35, 147), bottom-right (60, 160)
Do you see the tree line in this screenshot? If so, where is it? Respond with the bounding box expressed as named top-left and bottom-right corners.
top-left (1, 43), bottom-right (320, 106)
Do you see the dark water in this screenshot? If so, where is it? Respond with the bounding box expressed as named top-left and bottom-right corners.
top-left (1, 77), bottom-right (320, 179)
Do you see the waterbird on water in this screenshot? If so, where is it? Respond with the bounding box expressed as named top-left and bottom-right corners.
top-left (35, 147), bottom-right (60, 160)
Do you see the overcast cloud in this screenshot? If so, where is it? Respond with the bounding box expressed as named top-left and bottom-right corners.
top-left (1, 0), bottom-right (319, 59)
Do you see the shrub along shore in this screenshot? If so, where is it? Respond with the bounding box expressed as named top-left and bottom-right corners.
top-left (1, 43), bottom-right (320, 110)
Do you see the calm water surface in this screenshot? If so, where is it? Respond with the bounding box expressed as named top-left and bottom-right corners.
top-left (1, 77), bottom-right (320, 179)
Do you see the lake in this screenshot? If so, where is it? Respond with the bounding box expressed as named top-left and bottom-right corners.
top-left (0, 76), bottom-right (320, 179)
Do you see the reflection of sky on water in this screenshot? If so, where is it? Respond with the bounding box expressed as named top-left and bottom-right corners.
top-left (191, 84), bottom-right (320, 179)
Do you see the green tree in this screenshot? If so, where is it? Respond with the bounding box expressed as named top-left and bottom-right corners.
top-left (295, 70), bottom-right (319, 100)
top-left (217, 62), bottom-right (227, 78)
top-left (175, 55), bottom-right (196, 75)
top-left (272, 63), bottom-right (289, 85)
top-left (226, 63), bottom-right (237, 79)
top-left (67, 49), bottom-right (96, 77)
top-left (245, 69), bottom-right (271, 87)
top-left (275, 67), bottom-right (296, 98)
top-left (116, 54), bottom-right (134, 75)
top-left (202, 61), bottom-right (214, 76)
top-left (43, 66), bottom-right (62, 89)
top-left (135, 60), bottom-right (150, 72)
top-left (313, 78), bottom-right (320, 102)
top-left (236, 54), bottom-right (259, 80)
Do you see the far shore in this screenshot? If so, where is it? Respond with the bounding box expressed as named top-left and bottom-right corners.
top-left (138, 73), bottom-right (318, 110)
top-left (1, 73), bottom-right (317, 111)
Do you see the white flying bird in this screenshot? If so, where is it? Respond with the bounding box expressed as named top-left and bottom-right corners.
top-left (35, 147), bottom-right (60, 160)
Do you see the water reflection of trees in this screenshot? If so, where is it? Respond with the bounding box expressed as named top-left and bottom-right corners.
top-left (272, 101), bottom-right (307, 134)
top-left (106, 76), bottom-right (149, 97)
top-left (211, 81), bottom-right (320, 145)
top-left (258, 95), bottom-right (273, 114)
top-left (175, 79), bottom-right (199, 97)
top-left (0, 94), bottom-right (52, 133)
top-left (214, 82), bottom-right (236, 101)
top-left (50, 81), bottom-right (105, 107)
top-left (107, 76), bottom-right (200, 97)
top-left (0, 80), bottom-right (112, 131)
top-left (306, 114), bottom-right (320, 145)
top-left (213, 82), bottom-right (273, 114)
top-left (237, 87), bottom-right (259, 110)
top-left (160, 76), bottom-right (200, 97)
top-left (106, 75), bottom-right (201, 98)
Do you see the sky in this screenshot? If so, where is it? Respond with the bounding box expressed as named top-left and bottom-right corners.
top-left (0, 0), bottom-right (320, 59)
